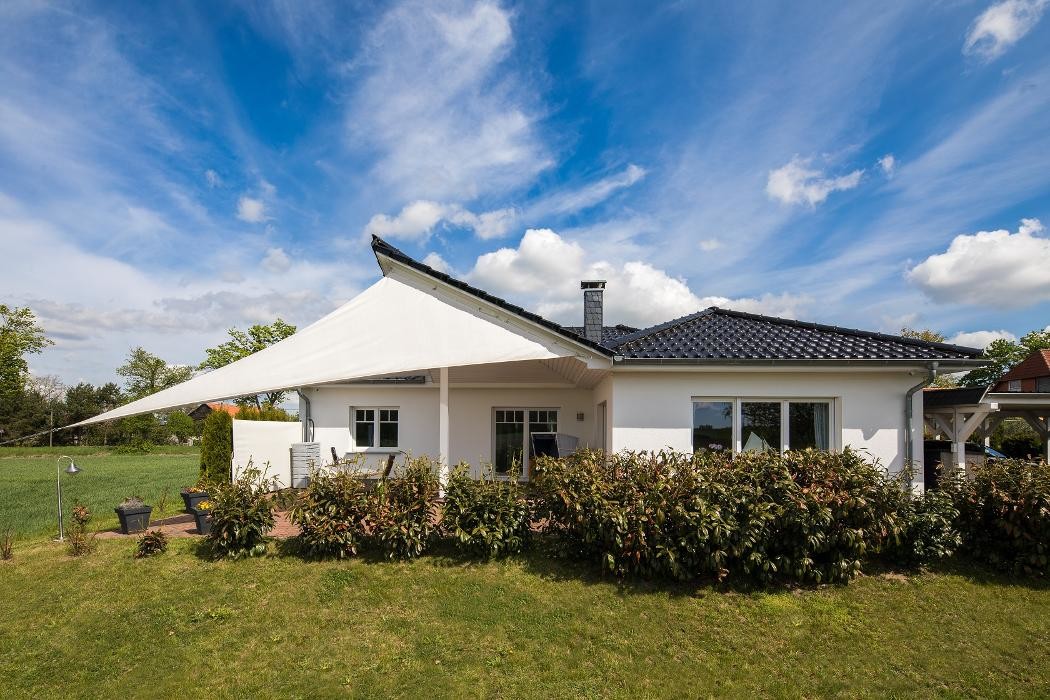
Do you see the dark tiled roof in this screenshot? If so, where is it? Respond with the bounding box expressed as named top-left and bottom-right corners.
top-left (609, 308), bottom-right (984, 361)
top-left (561, 324), bottom-right (639, 344)
top-left (923, 386), bottom-right (989, 408)
top-left (370, 236), bottom-right (613, 356)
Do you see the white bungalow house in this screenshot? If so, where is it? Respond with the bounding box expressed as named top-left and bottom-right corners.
top-left (75, 236), bottom-right (985, 490)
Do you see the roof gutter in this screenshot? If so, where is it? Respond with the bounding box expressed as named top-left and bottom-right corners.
top-left (904, 362), bottom-right (938, 491)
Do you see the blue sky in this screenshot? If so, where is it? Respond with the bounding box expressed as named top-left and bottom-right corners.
top-left (2, 0), bottom-right (1049, 385)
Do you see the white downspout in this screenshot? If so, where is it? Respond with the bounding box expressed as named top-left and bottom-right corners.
top-left (905, 362), bottom-right (938, 491)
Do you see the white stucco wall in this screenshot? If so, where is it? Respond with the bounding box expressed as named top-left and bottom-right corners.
top-left (608, 369), bottom-right (925, 478)
top-left (232, 419), bottom-right (302, 488)
top-left (304, 384), bottom-right (596, 475)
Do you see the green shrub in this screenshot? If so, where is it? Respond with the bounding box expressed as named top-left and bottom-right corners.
top-left (115, 440), bottom-right (154, 455)
top-left (290, 469), bottom-right (368, 559)
top-left (200, 410), bottom-right (233, 484)
top-left (237, 405), bottom-right (296, 421)
top-left (67, 503), bottom-right (96, 557)
top-left (880, 471), bottom-right (961, 569)
top-left (534, 448), bottom-right (903, 585)
top-left (442, 465), bottom-right (532, 558)
top-left (135, 529), bottom-right (169, 558)
top-left (207, 464), bottom-right (277, 559)
top-left (954, 459), bottom-right (1050, 576)
top-left (362, 456), bottom-right (440, 560)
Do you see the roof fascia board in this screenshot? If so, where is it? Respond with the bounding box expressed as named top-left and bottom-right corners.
top-left (612, 359), bottom-right (988, 372)
top-left (381, 256), bottom-right (612, 368)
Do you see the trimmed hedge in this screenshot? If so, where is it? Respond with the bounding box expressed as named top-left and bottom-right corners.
top-left (442, 466), bottom-right (532, 558)
top-left (533, 448), bottom-right (907, 584)
top-left (953, 458), bottom-right (1049, 576)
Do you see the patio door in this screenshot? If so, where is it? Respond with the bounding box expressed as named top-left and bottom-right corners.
top-left (493, 408), bottom-right (558, 479)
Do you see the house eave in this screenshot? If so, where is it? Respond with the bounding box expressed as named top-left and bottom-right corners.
top-left (612, 358), bottom-right (990, 369)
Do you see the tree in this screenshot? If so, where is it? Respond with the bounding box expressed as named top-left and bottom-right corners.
top-left (116, 347), bottom-right (193, 400)
top-left (900, 328), bottom-right (959, 388)
top-left (199, 319), bottom-right (296, 408)
top-left (961, 329), bottom-right (1050, 387)
top-left (0, 304), bottom-right (52, 401)
top-left (166, 410), bottom-right (195, 443)
top-left (200, 410), bottom-right (233, 484)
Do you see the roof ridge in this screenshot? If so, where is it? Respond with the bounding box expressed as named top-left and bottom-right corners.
top-left (370, 235), bottom-right (613, 356)
top-left (707, 307), bottom-right (983, 355)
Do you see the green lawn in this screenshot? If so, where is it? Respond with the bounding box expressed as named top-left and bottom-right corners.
top-left (0, 446), bottom-right (199, 537)
top-left (0, 538), bottom-right (1047, 699)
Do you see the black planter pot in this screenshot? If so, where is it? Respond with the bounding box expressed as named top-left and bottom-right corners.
top-left (115, 505), bottom-right (152, 534)
top-left (181, 490), bottom-right (210, 512)
top-left (191, 508), bottom-right (212, 536)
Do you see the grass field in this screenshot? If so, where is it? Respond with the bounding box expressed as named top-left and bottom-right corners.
top-left (0, 538), bottom-right (1047, 699)
top-left (0, 446), bottom-right (199, 537)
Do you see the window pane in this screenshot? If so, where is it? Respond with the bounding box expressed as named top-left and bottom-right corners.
top-left (1038, 377), bottom-right (1050, 393)
top-left (741, 402), bottom-right (780, 453)
top-left (692, 401), bottom-right (732, 453)
top-left (355, 421), bottom-right (374, 448)
top-left (379, 421), bottom-right (398, 447)
top-left (355, 409), bottom-right (373, 422)
top-left (789, 402), bottom-right (830, 451)
top-left (495, 421), bottom-right (524, 476)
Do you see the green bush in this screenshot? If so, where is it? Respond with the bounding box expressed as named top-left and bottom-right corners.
top-left (236, 405), bottom-right (296, 421)
top-left (534, 448), bottom-right (903, 585)
top-left (290, 469), bottom-right (368, 559)
top-left (881, 474), bottom-right (961, 569)
top-left (442, 465), bottom-right (532, 558)
top-left (200, 410), bottom-right (233, 484)
top-left (954, 459), bottom-right (1050, 576)
top-left (362, 456), bottom-right (440, 560)
top-left (207, 464), bottom-right (277, 559)
top-left (135, 529), bottom-right (169, 558)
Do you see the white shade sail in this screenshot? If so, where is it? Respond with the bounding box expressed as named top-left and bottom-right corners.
top-left (72, 274), bottom-right (581, 427)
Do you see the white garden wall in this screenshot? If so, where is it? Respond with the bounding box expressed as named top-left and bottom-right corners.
top-left (232, 419), bottom-right (303, 488)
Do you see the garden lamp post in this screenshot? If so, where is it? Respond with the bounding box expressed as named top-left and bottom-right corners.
top-left (55, 455), bottom-right (82, 542)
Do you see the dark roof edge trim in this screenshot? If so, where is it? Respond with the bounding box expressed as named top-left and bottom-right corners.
top-left (370, 235), bottom-right (613, 356)
top-left (612, 357), bottom-right (990, 368)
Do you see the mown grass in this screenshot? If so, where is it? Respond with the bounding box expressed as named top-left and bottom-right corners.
top-left (0, 447), bottom-right (199, 537)
top-left (0, 538), bottom-right (1047, 699)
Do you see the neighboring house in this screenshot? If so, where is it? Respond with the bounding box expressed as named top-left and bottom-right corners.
top-left (187, 402), bottom-right (240, 421)
top-left (993, 350), bottom-right (1050, 393)
top-left (74, 236), bottom-right (986, 489)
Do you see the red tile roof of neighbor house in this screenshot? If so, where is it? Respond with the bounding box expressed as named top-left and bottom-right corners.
top-left (998, 350), bottom-right (1050, 383)
top-left (206, 402), bottom-right (240, 416)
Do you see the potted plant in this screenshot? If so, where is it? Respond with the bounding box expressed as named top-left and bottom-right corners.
top-left (114, 496), bottom-right (153, 534)
top-left (191, 499), bottom-right (213, 536)
top-left (180, 482), bottom-right (210, 512)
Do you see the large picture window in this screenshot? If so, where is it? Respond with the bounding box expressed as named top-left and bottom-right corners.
top-left (494, 408), bottom-right (558, 479)
top-left (352, 407), bottom-right (399, 449)
top-left (692, 399), bottom-right (832, 454)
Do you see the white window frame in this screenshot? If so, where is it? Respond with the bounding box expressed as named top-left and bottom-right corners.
top-left (691, 397), bottom-right (836, 455)
top-left (491, 407), bottom-right (559, 481)
top-left (349, 406), bottom-right (400, 452)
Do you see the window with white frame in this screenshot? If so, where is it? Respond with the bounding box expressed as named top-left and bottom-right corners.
top-left (692, 399), bottom-right (832, 454)
top-left (1008, 380), bottom-right (1022, 392)
top-left (351, 407), bottom-right (399, 449)
top-left (493, 408), bottom-right (558, 478)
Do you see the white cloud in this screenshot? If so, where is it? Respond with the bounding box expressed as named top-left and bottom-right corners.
top-left (262, 247), bottom-right (292, 273)
top-left (699, 239), bottom-right (722, 251)
top-left (365, 200), bottom-right (518, 241)
top-left (878, 154), bottom-right (896, 176)
top-left (964, 0), bottom-right (1048, 61)
top-left (422, 252), bottom-right (451, 273)
top-left (365, 200), bottom-right (449, 240)
top-left (766, 156), bottom-right (863, 207)
top-left (908, 218), bottom-right (1050, 306)
top-left (467, 228), bottom-right (809, 327)
top-left (205, 169), bottom-right (222, 187)
top-left (530, 164), bottom-right (648, 217)
top-left (237, 196), bottom-right (268, 223)
top-left (348, 0), bottom-right (551, 201)
top-left (948, 329), bottom-right (1017, 348)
